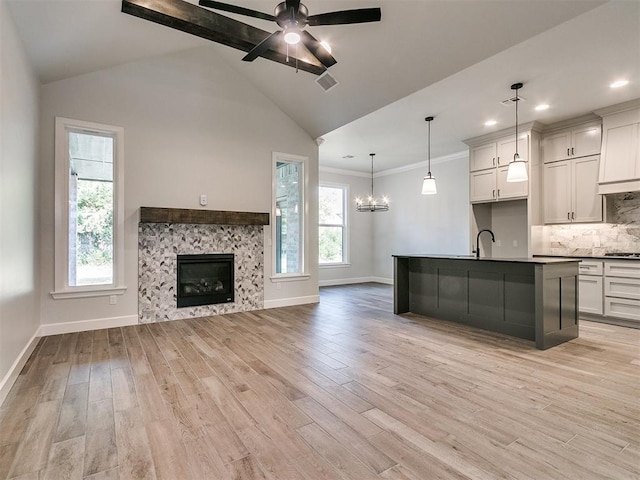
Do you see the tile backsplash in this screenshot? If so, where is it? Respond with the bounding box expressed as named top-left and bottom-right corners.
top-left (534, 193), bottom-right (640, 256)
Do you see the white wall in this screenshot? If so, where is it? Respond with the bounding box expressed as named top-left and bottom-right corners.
top-left (0, 2), bottom-right (41, 400)
top-left (318, 170), bottom-right (374, 285)
top-left (373, 154), bottom-right (471, 281)
top-left (38, 47), bottom-right (319, 330)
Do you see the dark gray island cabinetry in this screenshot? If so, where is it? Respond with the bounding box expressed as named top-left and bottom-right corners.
top-left (393, 255), bottom-right (581, 349)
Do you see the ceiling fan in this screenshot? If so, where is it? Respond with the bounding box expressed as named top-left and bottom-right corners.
top-left (198, 0), bottom-right (382, 69)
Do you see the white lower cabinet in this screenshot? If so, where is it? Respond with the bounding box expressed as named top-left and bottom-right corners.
top-left (604, 260), bottom-right (640, 323)
top-left (578, 261), bottom-right (603, 315)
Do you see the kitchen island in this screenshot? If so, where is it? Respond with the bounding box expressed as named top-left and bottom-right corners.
top-left (393, 255), bottom-right (581, 349)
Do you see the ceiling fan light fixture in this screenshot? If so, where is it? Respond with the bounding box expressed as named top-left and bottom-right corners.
top-left (284, 26), bottom-right (301, 44)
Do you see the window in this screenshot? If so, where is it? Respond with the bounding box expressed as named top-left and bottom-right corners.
top-left (273, 152), bottom-right (307, 278)
top-left (52, 117), bottom-right (125, 298)
top-left (319, 184), bottom-right (348, 265)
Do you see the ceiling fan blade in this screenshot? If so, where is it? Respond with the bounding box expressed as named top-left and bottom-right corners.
top-left (300, 31), bottom-right (336, 69)
top-left (307, 8), bottom-right (381, 26)
top-left (198, 0), bottom-right (276, 22)
top-left (242, 30), bottom-right (283, 62)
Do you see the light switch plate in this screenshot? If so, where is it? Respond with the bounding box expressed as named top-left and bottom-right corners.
top-left (199, 194), bottom-right (207, 206)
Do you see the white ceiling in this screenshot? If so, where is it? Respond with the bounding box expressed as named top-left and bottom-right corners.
top-left (6, 0), bottom-right (639, 173)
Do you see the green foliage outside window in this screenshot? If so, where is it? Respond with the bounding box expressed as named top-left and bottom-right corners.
top-left (77, 179), bottom-right (113, 266)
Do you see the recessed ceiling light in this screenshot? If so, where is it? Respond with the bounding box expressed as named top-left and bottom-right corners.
top-left (610, 80), bottom-right (629, 89)
top-left (485, 120), bottom-right (497, 126)
top-left (535, 104), bottom-right (550, 111)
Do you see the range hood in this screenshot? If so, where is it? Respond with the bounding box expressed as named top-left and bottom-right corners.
top-left (596, 100), bottom-right (640, 195)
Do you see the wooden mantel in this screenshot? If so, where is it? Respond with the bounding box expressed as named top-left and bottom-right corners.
top-left (139, 207), bottom-right (269, 226)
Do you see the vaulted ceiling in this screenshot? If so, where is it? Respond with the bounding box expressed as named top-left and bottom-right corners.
top-left (6, 0), bottom-right (640, 172)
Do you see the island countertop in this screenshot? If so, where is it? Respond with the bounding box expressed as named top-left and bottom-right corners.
top-left (392, 254), bottom-right (581, 264)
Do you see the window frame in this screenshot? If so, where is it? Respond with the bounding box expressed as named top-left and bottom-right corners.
top-left (271, 152), bottom-right (309, 281)
top-left (318, 182), bottom-right (349, 267)
top-left (51, 117), bottom-right (126, 299)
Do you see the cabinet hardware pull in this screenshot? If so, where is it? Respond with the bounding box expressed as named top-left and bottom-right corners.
top-left (567, 212), bottom-right (570, 220)
top-left (571, 147), bottom-right (574, 155)
top-left (493, 157), bottom-right (495, 166)
top-left (567, 148), bottom-right (570, 156)
top-left (497, 189), bottom-right (500, 197)
top-left (572, 212), bottom-right (575, 220)
top-left (492, 189), bottom-right (495, 198)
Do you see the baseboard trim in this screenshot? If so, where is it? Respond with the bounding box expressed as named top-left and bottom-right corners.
top-left (39, 314), bottom-right (139, 336)
top-left (371, 277), bottom-right (393, 285)
top-left (0, 331), bottom-right (41, 407)
top-left (264, 295), bottom-right (320, 309)
top-left (319, 276), bottom-right (376, 287)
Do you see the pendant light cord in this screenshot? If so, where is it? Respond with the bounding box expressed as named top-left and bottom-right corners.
top-left (428, 119), bottom-right (432, 176)
top-left (370, 153), bottom-right (375, 198)
top-left (511, 82), bottom-right (523, 160)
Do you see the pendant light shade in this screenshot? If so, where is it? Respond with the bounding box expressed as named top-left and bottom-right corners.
top-left (356, 153), bottom-right (389, 212)
top-left (421, 175), bottom-right (437, 195)
top-left (506, 82), bottom-right (528, 183)
top-left (421, 116), bottom-right (437, 195)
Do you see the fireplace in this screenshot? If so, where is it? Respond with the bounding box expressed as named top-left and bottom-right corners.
top-left (176, 253), bottom-right (234, 308)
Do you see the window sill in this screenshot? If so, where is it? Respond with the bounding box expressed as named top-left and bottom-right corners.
top-left (51, 286), bottom-right (127, 300)
top-left (320, 263), bottom-right (351, 269)
top-left (270, 274), bottom-right (311, 283)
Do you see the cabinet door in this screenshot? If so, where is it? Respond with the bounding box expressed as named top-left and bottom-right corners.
top-left (572, 124), bottom-right (601, 158)
top-left (573, 156), bottom-right (602, 222)
top-left (579, 276), bottom-right (603, 315)
top-left (497, 135), bottom-right (529, 166)
top-left (470, 170), bottom-right (496, 203)
top-left (470, 143), bottom-right (497, 171)
top-left (543, 131), bottom-right (571, 163)
top-left (600, 122), bottom-right (639, 183)
top-left (496, 166), bottom-right (528, 199)
top-left (543, 161), bottom-right (572, 223)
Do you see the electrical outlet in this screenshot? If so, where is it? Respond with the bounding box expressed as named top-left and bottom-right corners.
top-left (109, 295), bottom-right (117, 305)
top-left (496, 240), bottom-right (502, 247)
top-left (513, 240), bottom-right (518, 247)
top-left (276, 282), bottom-right (281, 290)
top-left (199, 194), bottom-right (207, 206)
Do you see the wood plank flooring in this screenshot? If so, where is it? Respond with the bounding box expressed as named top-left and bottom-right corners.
top-left (1, 283), bottom-right (639, 479)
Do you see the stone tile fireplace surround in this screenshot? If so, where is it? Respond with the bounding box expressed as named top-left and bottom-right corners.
top-left (138, 207), bottom-right (269, 323)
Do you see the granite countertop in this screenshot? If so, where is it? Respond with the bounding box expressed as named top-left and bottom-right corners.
top-left (534, 254), bottom-right (640, 261)
top-left (392, 254), bottom-right (580, 264)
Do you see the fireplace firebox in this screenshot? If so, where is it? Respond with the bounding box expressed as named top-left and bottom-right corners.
top-left (176, 254), bottom-right (234, 308)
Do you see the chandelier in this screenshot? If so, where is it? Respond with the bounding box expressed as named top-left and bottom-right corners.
top-left (356, 153), bottom-right (389, 212)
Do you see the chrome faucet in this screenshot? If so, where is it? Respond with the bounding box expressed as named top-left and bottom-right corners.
top-left (475, 229), bottom-right (495, 259)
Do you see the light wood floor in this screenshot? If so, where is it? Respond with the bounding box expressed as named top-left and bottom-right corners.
top-left (1, 283), bottom-right (639, 479)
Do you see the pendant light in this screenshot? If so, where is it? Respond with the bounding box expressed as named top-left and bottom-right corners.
top-left (356, 153), bottom-right (389, 212)
top-left (421, 116), bottom-right (437, 195)
top-left (506, 82), bottom-right (528, 183)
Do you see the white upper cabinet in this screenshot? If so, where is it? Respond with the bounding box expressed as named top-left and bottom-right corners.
top-left (470, 143), bottom-right (497, 171)
top-left (543, 122), bottom-right (601, 163)
top-left (597, 105), bottom-right (640, 194)
top-left (468, 133), bottom-right (530, 203)
top-left (497, 135), bottom-right (528, 166)
top-left (543, 155), bottom-right (602, 224)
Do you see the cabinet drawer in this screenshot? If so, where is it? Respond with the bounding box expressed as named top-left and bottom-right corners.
top-left (579, 260), bottom-right (603, 276)
top-left (605, 277), bottom-right (640, 300)
top-left (604, 261), bottom-right (640, 279)
top-left (604, 297), bottom-right (640, 321)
